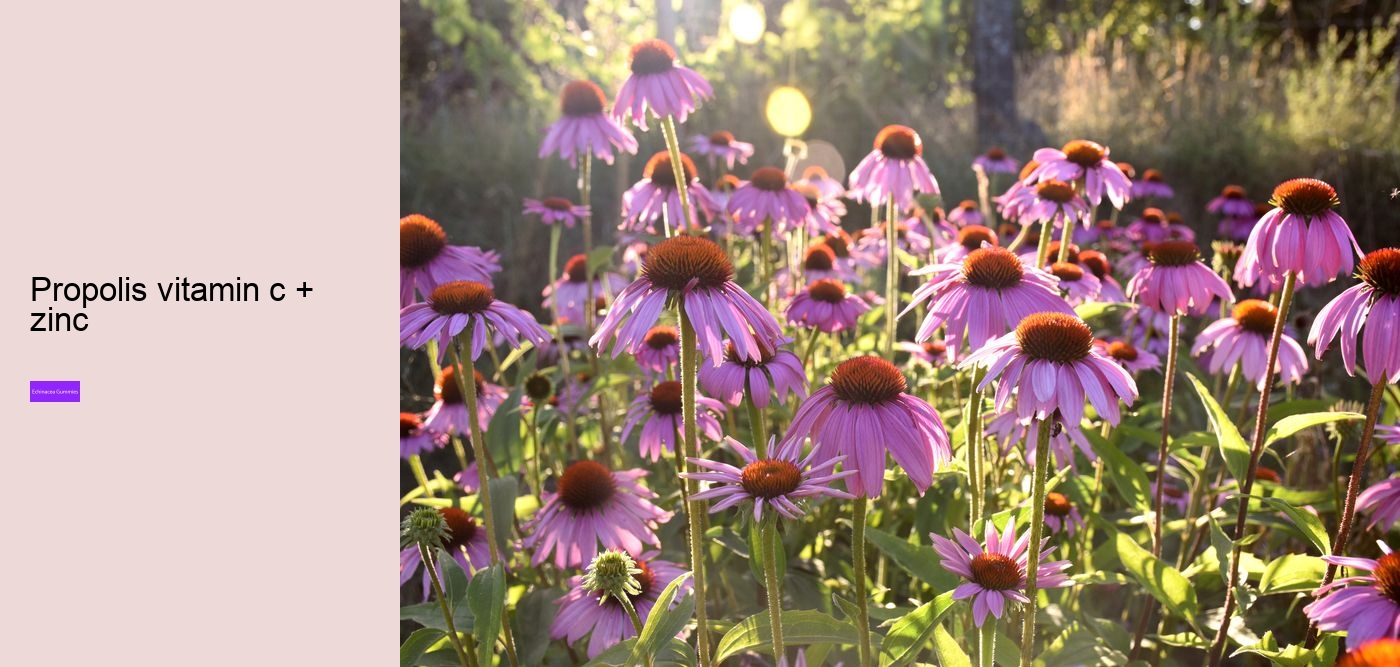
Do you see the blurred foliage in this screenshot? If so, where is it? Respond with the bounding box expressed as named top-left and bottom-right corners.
top-left (402, 0), bottom-right (1400, 309)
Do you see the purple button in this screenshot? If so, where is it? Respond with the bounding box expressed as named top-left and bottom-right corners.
top-left (30, 380), bottom-right (80, 402)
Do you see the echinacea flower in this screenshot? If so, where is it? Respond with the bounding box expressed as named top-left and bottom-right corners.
top-left (1126, 240), bottom-right (1234, 316)
top-left (1043, 492), bottom-right (1085, 535)
top-left (1077, 249), bottom-right (1126, 302)
top-left (785, 279), bottom-right (870, 334)
top-left (614, 39), bottom-right (713, 129)
top-left (781, 356), bottom-right (951, 498)
top-left (1359, 478), bottom-right (1400, 533)
top-left (727, 167), bottom-right (813, 237)
top-left (930, 519), bottom-right (1072, 627)
top-left (993, 160), bottom-right (1041, 224)
top-left (973, 147), bottom-right (1019, 175)
top-left (399, 507), bottom-right (492, 598)
top-left (1130, 168), bottom-right (1174, 199)
top-left (797, 165), bottom-right (846, 201)
top-left (904, 246), bottom-right (1074, 354)
top-left (1236, 178), bottom-right (1361, 288)
top-left (1310, 248), bottom-right (1400, 384)
top-left (1337, 639), bottom-right (1400, 667)
top-left (400, 281), bottom-right (552, 362)
top-left (1124, 208), bottom-right (1196, 244)
top-left (1025, 140), bottom-right (1132, 209)
top-left (635, 325), bottom-right (680, 375)
top-left (400, 214), bottom-right (501, 307)
top-left (422, 365), bottom-right (509, 437)
top-left (590, 235), bottom-right (785, 365)
top-left (854, 218), bottom-right (933, 267)
top-left (935, 224), bottom-right (999, 264)
top-left (691, 130), bottom-right (754, 169)
top-left (621, 152), bottom-right (718, 234)
top-left (621, 380), bottom-right (726, 461)
top-left (899, 339), bottom-right (957, 367)
top-left (947, 200), bottom-right (985, 227)
top-left (1193, 299), bottom-right (1309, 389)
top-left (539, 80), bottom-right (639, 167)
top-left (1378, 424), bottom-right (1400, 448)
top-left (791, 181), bottom-right (845, 235)
top-left (400, 412), bottom-right (442, 459)
top-left (848, 125), bottom-right (940, 209)
top-left (775, 245), bottom-right (858, 292)
top-left (683, 435), bottom-right (854, 521)
top-left (1207, 184), bottom-right (1255, 218)
top-left (1012, 179), bottom-right (1090, 230)
top-left (543, 254), bottom-right (630, 325)
top-left (986, 409), bottom-right (1096, 470)
top-left (1096, 339), bottom-right (1161, 374)
top-left (523, 196), bottom-right (590, 228)
top-left (522, 460), bottom-right (673, 568)
top-left (700, 340), bottom-right (807, 409)
top-left (552, 554), bottom-right (690, 658)
top-left (1049, 261), bottom-right (1101, 306)
top-left (964, 312), bottom-right (1139, 426)
top-left (1304, 542), bottom-right (1400, 645)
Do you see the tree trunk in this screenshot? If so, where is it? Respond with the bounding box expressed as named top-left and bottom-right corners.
top-left (973, 0), bottom-right (1018, 150)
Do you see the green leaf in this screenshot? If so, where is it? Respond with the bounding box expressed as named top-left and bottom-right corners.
top-left (1259, 496), bottom-right (1331, 555)
top-left (832, 593), bottom-right (863, 625)
top-left (512, 588), bottom-right (562, 666)
top-left (866, 527), bottom-right (959, 592)
top-left (587, 638), bottom-right (695, 666)
top-left (1264, 411), bottom-right (1364, 446)
top-left (930, 622), bottom-right (972, 667)
top-left (1074, 300), bottom-right (1131, 323)
top-left (748, 521), bottom-right (786, 584)
top-left (1115, 532), bottom-right (1199, 628)
top-left (1208, 517), bottom-right (1234, 588)
top-left (400, 627), bottom-right (446, 667)
top-left (466, 564), bottom-right (506, 666)
top-left (486, 477), bottom-right (519, 555)
top-left (1084, 428), bottom-right (1152, 512)
top-left (1157, 632), bottom-right (1209, 649)
top-left (485, 392), bottom-right (525, 474)
top-left (1232, 631), bottom-right (1339, 667)
top-left (631, 574), bottom-right (695, 663)
top-left (1185, 373), bottom-right (1251, 483)
top-left (878, 592), bottom-right (956, 667)
top-left (1259, 555), bottom-right (1326, 595)
top-left (715, 610), bottom-right (858, 661)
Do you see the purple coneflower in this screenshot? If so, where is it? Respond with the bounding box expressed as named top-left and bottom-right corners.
top-left (539, 80), bottom-right (638, 167)
top-left (698, 341), bottom-right (807, 409)
top-left (552, 554), bottom-right (690, 658)
top-left (1193, 299), bottom-right (1308, 390)
top-left (523, 196), bottom-right (590, 228)
top-left (400, 281), bottom-right (551, 362)
top-left (1359, 478), bottom-right (1400, 532)
top-left (590, 235), bottom-right (785, 364)
top-left (684, 435), bottom-right (853, 521)
top-left (1236, 178), bottom-right (1361, 288)
top-left (781, 356), bottom-right (951, 498)
top-left (899, 339), bottom-right (957, 367)
top-left (1130, 168), bottom-right (1174, 199)
top-left (964, 312), bottom-right (1139, 426)
top-left (993, 160), bottom-right (1041, 224)
top-left (774, 245), bottom-right (856, 292)
top-left (621, 380), bottom-right (726, 461)
top-left (973, 147), bottom-right (1019, 175)
top-left (621, 152), bottom-right (717, 234)
top-left (935, 224), bottom-right (999, 264)
top-left (543, 254), bottom-right (630, 325)
top-left (1077, 250), bottom-right (1126, 302)
top-left (854, 219), bottom-right (933, 266)
top-left (728, 166), bottom-right (812, 237)
top-left (1015, 179), bottom-right (1091, 231)
top-left (522, 460), bottom-right (673, 568)
top-left (1125, 208), bottom-right (1196, 244)
top-left (1310, 248), bottom-right (1400, 384)
top-left (1050, 261), bottom-right (1101, 306)
top-left (423, 366), bottom-right (508, 437)
top-left (691, 130), bottom-right (754, 169)
top-left (1337, 639), bottom-right (1400, 667)
top-left (400, 214), bottom-right (501, 307)
top-left (905, 246), bottom-right (1074, 354)
top-left (986, 410), bottom-right (1096, 470)
top-left (930, 519), bottom-right (1072, 626)
top-left (947, 200), bottom-right (985, 227)
top-left (848, 125), bottom-right (940, 209)
top-left (400, 507), bottom-right (492, 598)
top-left (785, 279), bottom-right (870, 334)
top-left (613, 39), bottom-right (713, 130)
top-left (1208, 185), bottom-right (1255, 218)
top-left (400, 412), bottom-right (442, 459)
top-left (1026, 140), bottom-right (1132, 209)
top-left (1044, 492), bottom-right (1085, 535)
top-left (1304, 542), bottom-right (1400, 645)
top-left (1096, 339), bottom-right (1162, 374)
top-left (635, 325), bottom-right (680, 375)
top-left (1379, 424), bottom-right (1400, 448)
top-left (1126, 240), bottom-right (1234, 317)
top-left (709, 173), bottom-right (741, 219)
top-left (791, 181), bottom-right (845, 236)
top-left (797, 165), bottom-right (846, 201)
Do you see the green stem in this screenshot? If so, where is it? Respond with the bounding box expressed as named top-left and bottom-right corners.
top-left (978, 619), bottom-right (998, 667)
top-left (1020, 421), bottom-right (1052, 666)
top-left (967, 368), bottom-right (988, 524)
top-left (1152, 314), bottom-right (1181, 558)
top-left (1034, 219), bottom-right (1054, 269)
top-left (579, 153), bottom-right (596, 334)
top-left (420, 545), bottom-right (473, 667)
top-left (449, 339), bottom-right (501, 567)
top-left (853, 496), bottom-right (874, 667)
top-left (548, 225), bottom-right (579, 453)
top-left (884, 197), bottom-right (898, 357)
top-left (616, 595), bottom-right (652, 667)
top-left (1055, 214), bottom-right (1075, 264)
top-left (1321, 381), bottom-right (1388, 580)
top-left (1208, 271), bottom-right (1297, 666)
top-left (763, 516), bottom-right (785, 662)
top-left (660, 114), bottom-right (694, 238)
top-left (409, 454), bottom-right (435, 498)
top-left (678, 308), bottom-right (713, 667)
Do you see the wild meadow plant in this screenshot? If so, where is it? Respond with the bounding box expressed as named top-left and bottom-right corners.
top-left (400, 33), bottom-right (1400, 667)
